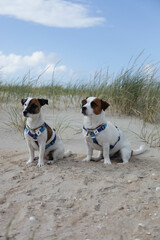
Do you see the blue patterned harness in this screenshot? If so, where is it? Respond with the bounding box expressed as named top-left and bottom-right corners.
top-left (24, 122), bottom-right (56, 149)
top-left (83, 123), bottom-right (120, 150)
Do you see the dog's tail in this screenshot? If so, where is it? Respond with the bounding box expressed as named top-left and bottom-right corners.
top-left (132, 145), bottom-right (147, 156)
top-left (64, 150), bottom-right (72, 158)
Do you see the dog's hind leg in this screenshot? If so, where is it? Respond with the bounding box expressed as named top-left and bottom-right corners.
top-left (120, 147), bottom-right (132, 164)
top-left (47, 146), bottom-right (64, 164)
top-left (91, 151), bottom-right (103, 162)
top-left (46, 151), bottom-right (53, 160)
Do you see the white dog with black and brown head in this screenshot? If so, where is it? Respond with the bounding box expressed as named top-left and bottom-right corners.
top-left (81, 97), bottom-right (146, 164)
top-left (21, 97), bottom-right (71, 167)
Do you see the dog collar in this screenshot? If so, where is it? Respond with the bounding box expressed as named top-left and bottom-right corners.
top-left (83, 124), bottom-right (120, 149)
top-left (24, 122), bottom-right (56, 149)
top-left (26, 123), bottom-right (46, 131)
top-left (83, 123), bottom-right (107, 137)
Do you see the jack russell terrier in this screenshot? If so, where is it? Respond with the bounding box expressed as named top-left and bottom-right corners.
top-left (81, 97), bottom-right (146, 164)
top-left (21, 97), bottom-right (71, 166)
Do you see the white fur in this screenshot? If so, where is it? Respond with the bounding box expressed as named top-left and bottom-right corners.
top-left (82, 97), bottom-right (146, 164)
top-left (23, 98), bottom-right (72, 167)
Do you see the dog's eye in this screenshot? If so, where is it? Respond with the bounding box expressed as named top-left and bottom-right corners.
top-left (91, 101), bottom-right (98, 108)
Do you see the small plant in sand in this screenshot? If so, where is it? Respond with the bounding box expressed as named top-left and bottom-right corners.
top-left (139, 122), bottom-right (160, 147)
top-left (3, 105), bottom-right (25, 134)
top-left (5, 212), bottom-right (18, 240)
top-left (52, 113), bottom-right (74, 137)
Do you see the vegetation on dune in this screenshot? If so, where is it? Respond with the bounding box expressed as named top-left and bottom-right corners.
top-left (0, 56), bottom-right (160, 124)
top-left (0, 54), bottom-right (160, 146)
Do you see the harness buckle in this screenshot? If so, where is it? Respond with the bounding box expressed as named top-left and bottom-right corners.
top-left (94, 129), bottom-right (99, 135)
top-left (35, 130), bottom-right (41, 136)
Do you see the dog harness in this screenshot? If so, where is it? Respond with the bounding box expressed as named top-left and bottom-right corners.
top-left (83, 123), bottom-right (120, 149)
top-left (24, 122), bottom-right (56, 149)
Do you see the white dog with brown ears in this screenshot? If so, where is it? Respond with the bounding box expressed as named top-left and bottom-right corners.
top-left (21, 97), bottom-right (72, 167)
top-left (81, 97), bottom-right (146, 164)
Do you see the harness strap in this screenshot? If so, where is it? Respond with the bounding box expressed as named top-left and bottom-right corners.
top-left (83, 123), bottom-right (107, 135)
top-left (110, 135), bottom-right (120, 149)
top-left (83, 124), bottom-right (120, 150)
top-left (24, 122), bottom-right (47, 139)
top-left (83, 124), bottom-right (107, 146)
top-left (24, 123), bottom-right (56, 149)
top-left (45, 134), bottom-right (56, 149)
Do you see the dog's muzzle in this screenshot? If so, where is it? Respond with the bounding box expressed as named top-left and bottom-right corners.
top-left (23, 110), bottom-right (28, 117)
top-left (82, 106), bottom-right (87, 115)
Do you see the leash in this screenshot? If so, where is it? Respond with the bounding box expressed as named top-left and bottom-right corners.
top-left (24, 122), bottom-right (56, 149)
top-left (83, 123), bottom-right (120, 150)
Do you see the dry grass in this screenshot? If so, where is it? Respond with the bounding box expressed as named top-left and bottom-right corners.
top-left (0, 54), bottom-right (160, 145)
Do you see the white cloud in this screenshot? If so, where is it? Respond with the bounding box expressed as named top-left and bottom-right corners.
top-left (45, 64), bottom-right (67, 73)
top-left (0, 0), bottom-right (105, 28)
top-left (0, 51), bottom-right (68, 81)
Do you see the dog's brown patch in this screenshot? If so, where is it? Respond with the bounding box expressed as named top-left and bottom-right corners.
top-left (101, 100), bottom-right (110, 111)
top-left (31, 99), bottom-right (41, 108)
top-left (28, 98), bottom-right (41, 114)
top-left (91, 98), bottom-right (110, 115)
top-left (46, 124), bottom-right (53, 142)
top-left (91, 98), bottom-right (102, 115)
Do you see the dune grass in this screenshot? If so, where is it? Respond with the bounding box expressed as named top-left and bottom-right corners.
top-left (0, 55), bottom-right (160, 145)
top-left (0, 65), bottom-right (159, 123)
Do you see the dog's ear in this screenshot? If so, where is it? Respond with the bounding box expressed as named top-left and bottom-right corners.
top-left (81, 99), bottom-right (87, 106)
top-left (38, 98), bottom-right (48, 106)
top-left (101, 100), bottom-right (110, 111)
top-left (21, 98), bottom-right (27, 105)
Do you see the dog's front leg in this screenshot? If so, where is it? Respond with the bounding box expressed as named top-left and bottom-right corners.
top-left (38, 143), bottom-right (45, 167)
top-left (26, 142), bottom-right (34, 164)
top-left (103, 144), bottom-right (111, 165)
top-left (83, 142), bottom-right (93, 162)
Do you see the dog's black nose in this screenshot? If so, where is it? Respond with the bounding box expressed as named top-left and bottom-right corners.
top-left (23, 110), bottom-right (28, 117)
top-left (82, 106), bottom-right (87, 115)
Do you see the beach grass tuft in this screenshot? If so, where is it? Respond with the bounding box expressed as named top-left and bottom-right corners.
top-left (0, 55), bottom-right (160, 144)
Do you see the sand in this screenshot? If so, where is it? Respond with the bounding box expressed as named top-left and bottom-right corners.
top-left (0, 107), bottom-right (160, 240)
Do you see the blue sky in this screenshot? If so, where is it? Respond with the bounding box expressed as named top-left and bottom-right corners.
top-left (0, 0), bottom-right (160, 84)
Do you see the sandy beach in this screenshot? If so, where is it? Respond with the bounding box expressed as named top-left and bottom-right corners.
top-left (0, 107), bottom-right (160, 240)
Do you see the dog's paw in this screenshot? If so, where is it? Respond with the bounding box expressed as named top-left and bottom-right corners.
top-left (104, 161), bottom-right (111, 165)
top-left (118, 161), bottom-right (128, 165)
top-left (47, 160), bottom-right (55, 165)
top-left (37, 161), bottom-right (44, 167)
top-left (82, 157), bottom-right (91, 162)
top-left (26, 159), bottom-right (33, 164)
top-left (91, 157), bottom-right (102, 162)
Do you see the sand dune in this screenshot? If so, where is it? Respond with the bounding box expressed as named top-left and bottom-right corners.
top-left (0, 108), bottom-right (160, 240)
